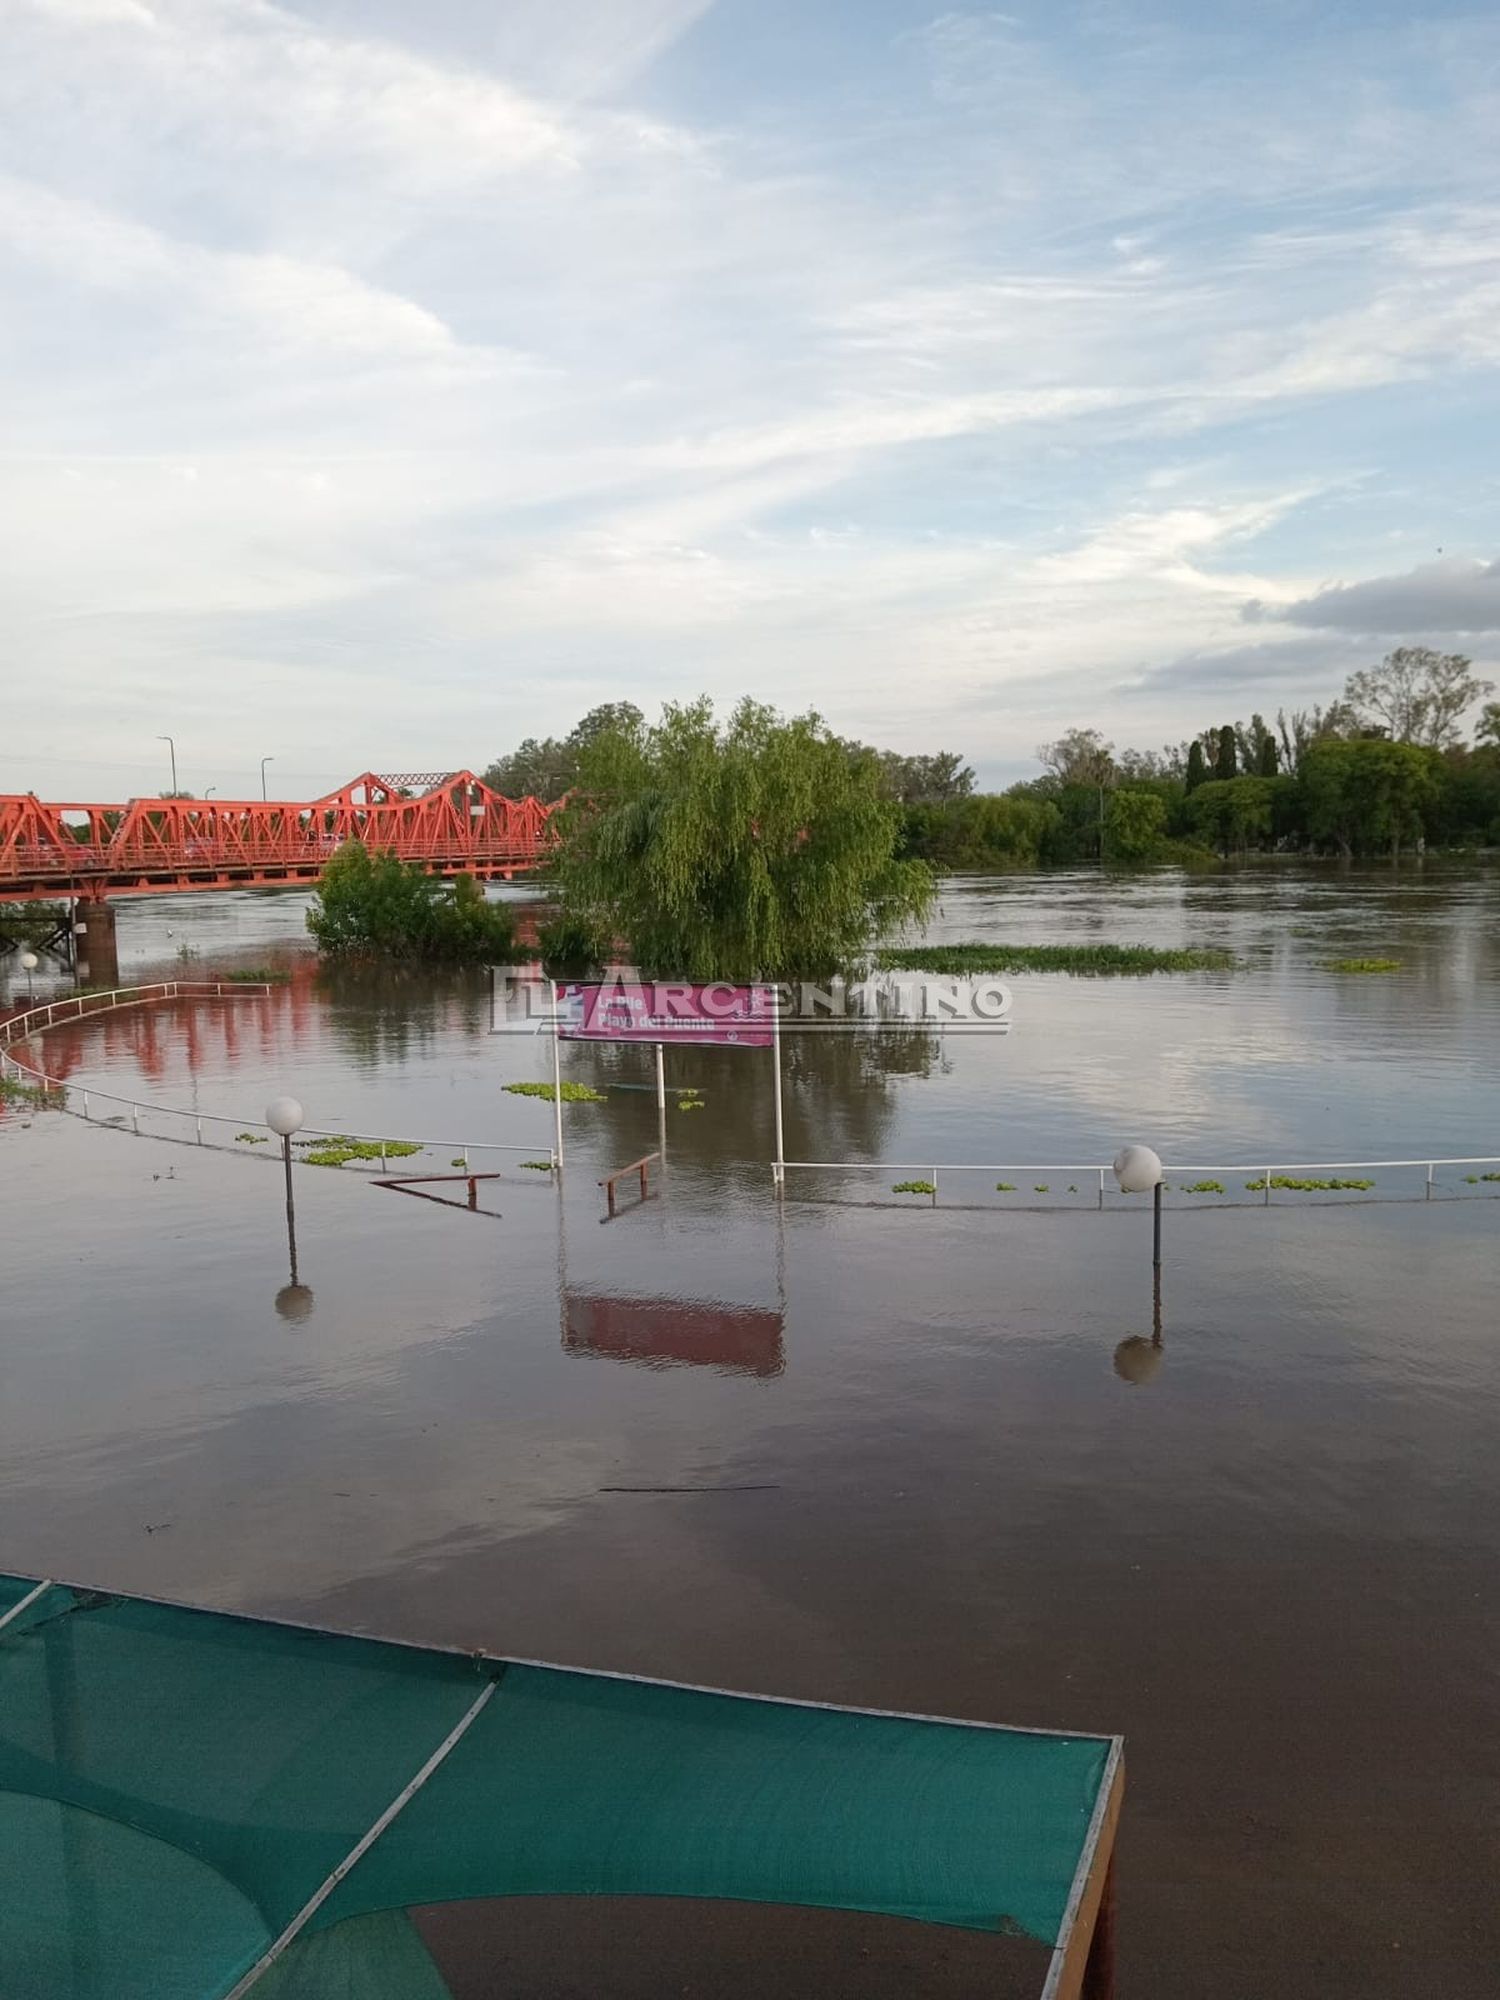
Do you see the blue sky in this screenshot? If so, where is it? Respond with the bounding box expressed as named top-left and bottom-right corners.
top-left (3, 0), bottom-right (1499, 798)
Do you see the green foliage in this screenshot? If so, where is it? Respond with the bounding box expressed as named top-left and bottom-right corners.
top-left (1033, 1184), bottom-right (1050, 1193)
top-left (871, 750), bottom-right (975, 804)
top-left (877, 941), bottom-right (1234, 974)
top-left (1247, 1175), bottom-right (1375, 1192)
top-left (536, 911), bottom-right (607, 973)
top-left (1103, 787), bottom-right (1168, 861)
top-left (676, 1098), bottom-right (705, 1111)
top-left (307, 844), bottom-right (517, 962)
top-left (892, 1179), bottom-right (936, 1194)
top-left (520, 1159), bottom-right (554, 1171)
top-left (553, 698), bottom-right (934, 979)
top-left (1257, 735), bottom-right (1280, 777)
top-left (481, 703), bottom-right (645, 799)
top-left (1214, 725), bottom-right (1238, 782)
top-left (1463, 1171), bottom-right (1500, 1184)
top-left (900, 793), bottom-right (1059, 868)
top-left (1182, 1179), bottom-right (1226, 1193)
top-left (220, 967), bottom-right (292, 985)
top-left (995, 1181), bottom-right (1016, 1191)
top-left (1184, 739), bottom-right (1207, 792)
top-left (235, 1131), bottom-right (269, 1144)
top-left (1326, 957), bottom-right (1401, 973)
top-left (1185, 776), bottom-right (1275, 855)
top-left (502, 1080), bottom-right (607, 1103)
top-left (1299, 737), bottom-right (1442, 859)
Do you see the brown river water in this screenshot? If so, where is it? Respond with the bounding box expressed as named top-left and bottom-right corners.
top-left (2, 865), bottom-right (1498, 1996)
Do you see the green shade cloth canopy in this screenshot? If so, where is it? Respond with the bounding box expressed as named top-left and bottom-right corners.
top-left (0, 1572), bottom-right (1117, 1998)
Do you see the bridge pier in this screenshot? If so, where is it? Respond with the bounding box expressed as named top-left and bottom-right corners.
top-left (75, 895), bottom-right (118, 987)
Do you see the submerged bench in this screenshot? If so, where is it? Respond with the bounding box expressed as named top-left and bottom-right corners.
top-left (0, 1571), bottom-right (1123, 1998)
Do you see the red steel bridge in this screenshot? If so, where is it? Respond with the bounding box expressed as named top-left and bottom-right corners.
top-left (0, 771), bottom-right (561, 904)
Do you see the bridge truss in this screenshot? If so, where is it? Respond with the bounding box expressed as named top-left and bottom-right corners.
top-left (0, 770), bottom-right (561, 903)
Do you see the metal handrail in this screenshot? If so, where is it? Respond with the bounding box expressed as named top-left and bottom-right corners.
top-left (780, 1155), bottom-right (1500, 1174)
top-left (1, 981), bottom-right (555, 1168)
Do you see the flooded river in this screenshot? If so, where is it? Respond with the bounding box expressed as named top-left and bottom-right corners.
top-left (3, 865), bottom-right (1499, 1996)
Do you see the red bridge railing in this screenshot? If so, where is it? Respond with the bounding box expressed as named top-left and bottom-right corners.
top-left (0, 770), bottom-right (561, 900)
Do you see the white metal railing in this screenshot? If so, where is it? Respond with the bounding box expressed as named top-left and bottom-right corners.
top-left (0, 981), bottom-right (556, 1173)
top-left (5, 985), bottom-right (1492, 1199)
top-left (779, 1157), bottom-right (1500, 1202)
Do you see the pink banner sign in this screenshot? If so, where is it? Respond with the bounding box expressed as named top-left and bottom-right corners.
top-left (556, 979), bottom-right (774, 1046)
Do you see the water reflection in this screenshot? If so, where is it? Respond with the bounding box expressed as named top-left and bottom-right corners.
top-left (564, 1292), bottom-right (784, 1377)
top-left (275, 1283), bottom-right (316, 1325)
top-left (1113, 1275), bottom-right (1165, 1385)
top-left (316, 961), bottom-right (491, 1070)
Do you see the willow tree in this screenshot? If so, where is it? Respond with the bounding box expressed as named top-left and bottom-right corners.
top-left (552, 699), bottom-right (935, 979)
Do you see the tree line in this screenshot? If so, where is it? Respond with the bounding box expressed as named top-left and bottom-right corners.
top-left (904, 647), bottom-right (1500, 866)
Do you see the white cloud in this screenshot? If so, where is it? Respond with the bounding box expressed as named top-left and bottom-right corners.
top-left (4, 0), bottom-right (1500, 790)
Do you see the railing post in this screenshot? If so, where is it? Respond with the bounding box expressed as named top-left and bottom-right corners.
top-left (931, 1166), bottom-right (938, 1207)
top-left (82, 1092), bottom-right (89, 1120)
top-left (1426, 1162), bottom-right (1434, 1200)
top-left (1098, 1166), bottom-right (1106, 1209)
top-left (196, 1117), bottom-right (203, 1144)
top-left (131, 1104), bottom-right (140, 1135)
top-left (380, 1140), bottom-right (387, 1170)
top-left (1263, 1167), bottom-right (1271, 1205)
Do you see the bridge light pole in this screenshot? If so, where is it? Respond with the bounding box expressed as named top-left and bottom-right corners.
top-left (20, 950), bottom-right (38, 1000)
top-left (157, 735), bottom-right (178, 795)
top-left (261, 756), bottom-right (274, 801)
top-left (266, 1095), bottom-right (305, 1284)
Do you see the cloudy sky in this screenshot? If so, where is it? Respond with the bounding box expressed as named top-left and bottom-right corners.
top-left (4, 0), bottom-right (1500, 799)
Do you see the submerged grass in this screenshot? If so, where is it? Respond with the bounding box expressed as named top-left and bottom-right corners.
top-left (1325, 957), bottom-right (1402, 974)
top-left (891, 1179), bottom-right (936, 1195)
top-left (877, 941), bottom-right (1234, 976)
top-left (0, 1074), bottom-right (60, 1111)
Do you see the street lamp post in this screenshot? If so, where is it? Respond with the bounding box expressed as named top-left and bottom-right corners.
top-left (1113, 1141), bottom-right (1164, 1274)
top-left (20, 950), bottom-right (38, 1000)
top-left (260, 757), bottom-right (274, 802)
top-left (157, 735), bottom-right (178, 795)
top-left (266, 1095), bottom-right (305, 1282)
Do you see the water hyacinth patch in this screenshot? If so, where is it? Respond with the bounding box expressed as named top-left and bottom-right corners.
top-left (1247, 1174), bottom-right (1375, 1192)
top-left (503, 1080), bottom-right (607, 1103)
top-left (301, 1138), bottom-right (423, 1167)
